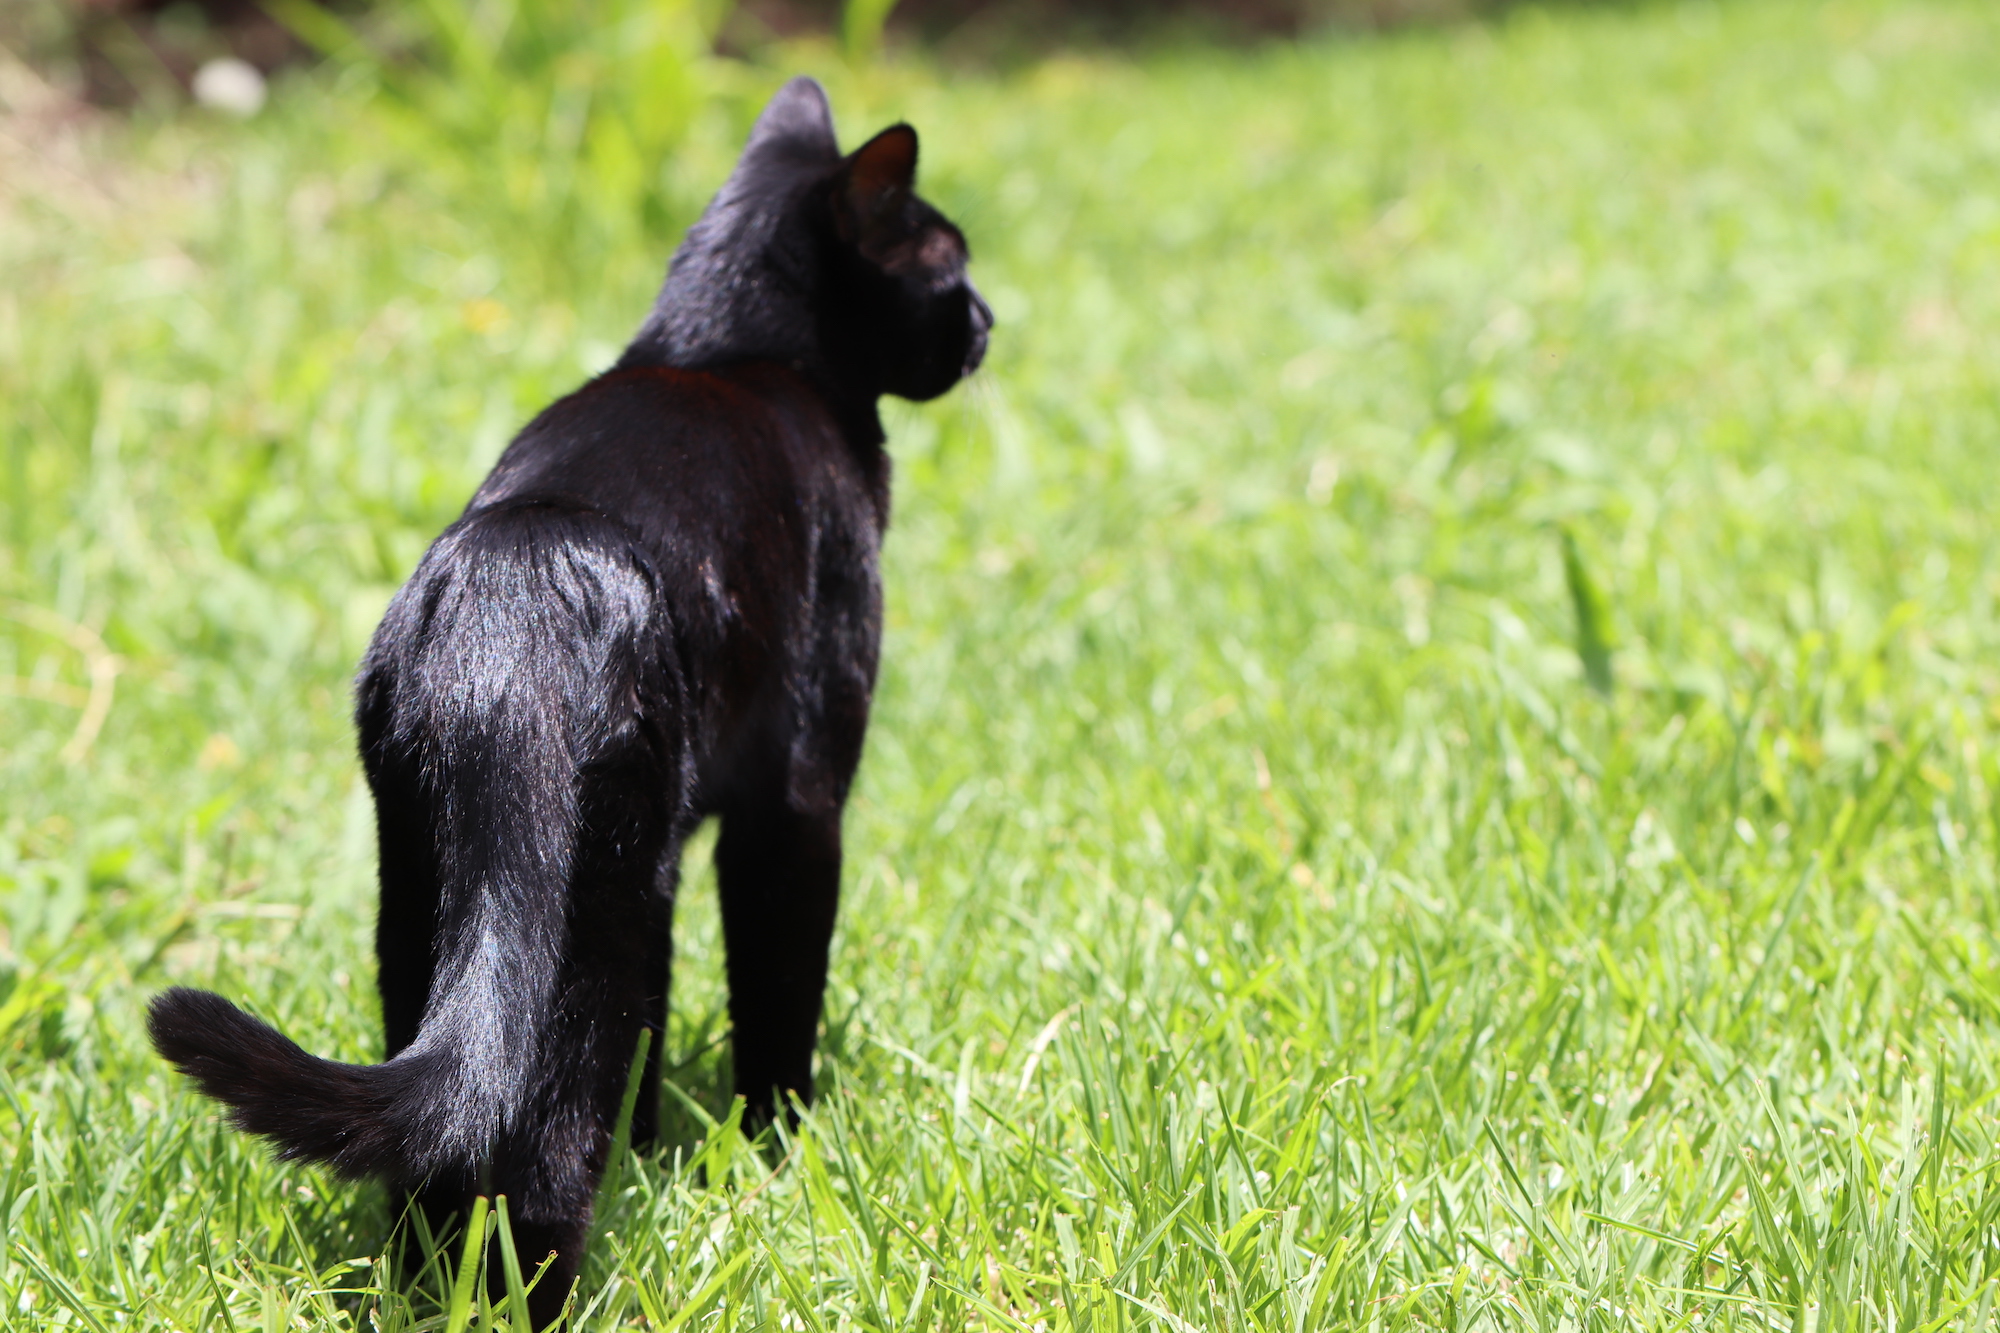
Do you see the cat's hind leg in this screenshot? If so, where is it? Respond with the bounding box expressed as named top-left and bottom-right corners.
top-left (482, 727), bottom-right (688, 1325)
top-left (419, 501), bottom-right (688, 1325)
top-left (153, 496), bottom-right (688, 1329)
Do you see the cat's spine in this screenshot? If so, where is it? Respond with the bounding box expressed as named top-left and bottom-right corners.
top-left (149, 499), bottom-right (671, 1181)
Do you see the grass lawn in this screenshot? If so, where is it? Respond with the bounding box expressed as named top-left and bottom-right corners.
top-left (8, 0), bottom-right (2000, 1325)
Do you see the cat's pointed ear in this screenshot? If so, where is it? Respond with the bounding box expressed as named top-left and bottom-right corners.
top-left (836, 124), bottom-right (918, 247)
top-left (746, 76), bottom-right (839, 160)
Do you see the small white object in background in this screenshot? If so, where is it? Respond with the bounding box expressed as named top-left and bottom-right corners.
top-left (192, 57), bottom-right (267, 118)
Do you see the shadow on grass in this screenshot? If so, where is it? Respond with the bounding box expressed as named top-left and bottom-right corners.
top-left (654, 1049), bottom-right (740, 1161)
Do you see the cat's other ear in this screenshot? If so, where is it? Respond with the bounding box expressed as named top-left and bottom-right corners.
top-left (746, 76), bottom-right (839, 161)
top-left (836, 125), bottom-right (918, 250)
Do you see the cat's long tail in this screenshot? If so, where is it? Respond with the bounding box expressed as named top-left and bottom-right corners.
top-left (146, 986), bottom-right (443, 1177)
top-left (148, 499), bottom-right (675, 1182)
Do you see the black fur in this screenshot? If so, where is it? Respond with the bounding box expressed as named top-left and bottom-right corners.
top-left (148, 76), bottom-right (990, 1327)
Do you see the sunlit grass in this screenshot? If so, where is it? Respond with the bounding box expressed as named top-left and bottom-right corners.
top-left (7, 0), bottom-right (2000, 1326)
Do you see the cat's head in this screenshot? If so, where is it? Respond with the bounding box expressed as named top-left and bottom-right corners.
top-left (626, 77), bottom-right (992, 405)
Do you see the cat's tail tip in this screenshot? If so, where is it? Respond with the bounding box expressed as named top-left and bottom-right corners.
top-left (148, 985), bottom-right (405, 1178)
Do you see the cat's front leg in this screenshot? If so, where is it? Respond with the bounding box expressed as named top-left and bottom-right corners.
top-left (714, 798), bottom-right (843, 1129)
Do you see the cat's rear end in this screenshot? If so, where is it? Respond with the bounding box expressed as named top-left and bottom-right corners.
top-left (149, 76), bottom-right (990, 1328)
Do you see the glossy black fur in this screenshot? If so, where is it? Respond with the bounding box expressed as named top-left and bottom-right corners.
top-left (148, 77), bottom-right (990, 1327)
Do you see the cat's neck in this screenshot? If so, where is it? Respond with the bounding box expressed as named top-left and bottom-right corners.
top-left (619, 176), bottom-right (819, 370)
top-left (618, 281), bottom-right (815, 380)
top-left (619, 345), bottom-right (884, 459)
top-left (618, 236), bottom-right (883, 450)
top-left (620, 314), bottom-right (886, 461)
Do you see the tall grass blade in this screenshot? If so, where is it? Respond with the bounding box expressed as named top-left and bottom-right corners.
top-left (842, 0), bottom-right (900, 60)
top-left (1560, 528), bottom-right (1614, 695)
top-left (494, 1193), bottom-right (537, 1329)
top-left (445, 1195), bottom-right (491, 1333)
top-left (606, 1025), bottom-right (653, 1192)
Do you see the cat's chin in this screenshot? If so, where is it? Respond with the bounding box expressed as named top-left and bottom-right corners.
top-left (893, 369), bottom-right (977, 403)
top-left (897, 299), bottom-right (990, 398)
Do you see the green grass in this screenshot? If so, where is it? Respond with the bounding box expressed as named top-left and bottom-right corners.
top-left (8, 0), bottom-right (2000, 1326)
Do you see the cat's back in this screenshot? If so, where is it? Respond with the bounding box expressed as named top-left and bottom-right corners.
top-left (456, 361), bottom-right (885, 690)
top-left (469, 362), bottom-right (845, 527)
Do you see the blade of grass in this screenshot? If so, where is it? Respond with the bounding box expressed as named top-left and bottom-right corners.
top-left (494, 1193), bottom-right (536, 1330)
top-left (444, 1195), bottom-right (491, 1333)
top-left (606, 1025), bottom-right (653, 1190)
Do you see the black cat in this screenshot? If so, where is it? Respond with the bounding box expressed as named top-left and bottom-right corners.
top-left (148, 76), bottom-right (991, 1326)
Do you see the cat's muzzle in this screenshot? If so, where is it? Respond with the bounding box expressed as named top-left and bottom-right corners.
top-left (963, 286), bottom-right (994, 376)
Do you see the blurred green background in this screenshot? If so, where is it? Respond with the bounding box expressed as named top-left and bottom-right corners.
top-left (7, 0), bottom-right (2000, 1327)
